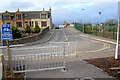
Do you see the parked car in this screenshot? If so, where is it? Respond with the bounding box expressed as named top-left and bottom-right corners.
top-left (55, 27), bottom-right (59, 29)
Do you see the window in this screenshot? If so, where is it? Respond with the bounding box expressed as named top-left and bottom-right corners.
top-left (7, 23), bottom-right (10, 24)
top-left (35, 21), bottom-right (38, 24)
top-left (41, 21), bottom-right (47, 27)
top-left (31, 21), bottom-right (34, 27)
top-left (25, 21), bottom-right (28, 24)
top-left (41, 14), bottom-right (47, 19)
top-left (16, 22), bottom-right (22, 27)
top-left (29, 21), bottom-right (34, 27)
top-left (16, 14), bottom-right (22, 19)
top-left (4, 15), bottom-right (10, 20)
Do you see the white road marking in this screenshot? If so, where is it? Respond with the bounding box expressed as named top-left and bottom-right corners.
top-left (62, 30), bottom-right (68, 41)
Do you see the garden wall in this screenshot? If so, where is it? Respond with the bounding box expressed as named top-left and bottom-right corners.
top-left (4, 27), bottom-right (49, 45)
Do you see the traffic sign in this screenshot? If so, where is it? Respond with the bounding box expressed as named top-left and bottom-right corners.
top-left (1, 24), bottom-right (13, 40)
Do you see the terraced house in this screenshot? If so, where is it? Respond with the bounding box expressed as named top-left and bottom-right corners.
top-left (0, 13), bottom-right (3, 28)
top-left (2, 8), bottom-right (52, 30)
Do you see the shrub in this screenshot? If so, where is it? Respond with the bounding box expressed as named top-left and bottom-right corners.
top-left (12, 27), bottom-right (22, 39)
top-left (33, 23), bottom-right (41, 33)
top-left (25, 24), bottom-right (31, 33)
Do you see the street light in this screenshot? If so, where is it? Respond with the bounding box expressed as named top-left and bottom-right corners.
top-left (92, 16), bottom-right (94, 31)
top-left (98, 12), bottom-right (101, 32)
top-left (115, 1), bottom-right (120, 60)
top-left (82, 9), bottom-right (84, 33)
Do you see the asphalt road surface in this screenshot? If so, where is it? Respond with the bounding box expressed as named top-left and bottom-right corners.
top-left (13, 27), bottom-right (115, 59)
top-left (2, 27), bottom-right (117, 79)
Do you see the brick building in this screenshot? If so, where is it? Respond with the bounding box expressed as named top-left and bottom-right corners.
top-left (0, 13), bottom-right (3, 28)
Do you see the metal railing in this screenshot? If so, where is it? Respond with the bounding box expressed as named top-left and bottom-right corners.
top-left (4, 46), bottom-right (65, 74)
top-left (50, 42), bottom-right (77, 56)
top-left (11, 52), bottom-right (65, 73)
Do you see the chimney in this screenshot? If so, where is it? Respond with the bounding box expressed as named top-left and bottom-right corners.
top-left (43, 8), bottom-right (45, 11)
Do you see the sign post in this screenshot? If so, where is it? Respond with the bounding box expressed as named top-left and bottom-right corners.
top-left (1, 24), bottom-right (13, 78)
top-left (115, 2), bottom-right (120, 60)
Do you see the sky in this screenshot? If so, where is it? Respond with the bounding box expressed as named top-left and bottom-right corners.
top-left (0, 0), bottom-right (119, 25)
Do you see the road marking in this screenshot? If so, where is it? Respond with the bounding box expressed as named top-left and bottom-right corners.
top-left (79, 34), bottom-right (116, 44)
top-left (103, 49), bottom-right (115, 52)
top-left (62, 30), bottom-right (68, 41)
top-left (77, 40), bottom-right (110, 53)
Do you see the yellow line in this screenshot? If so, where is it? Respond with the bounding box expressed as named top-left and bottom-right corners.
top-left (76, 40), bottom-right (110, 53)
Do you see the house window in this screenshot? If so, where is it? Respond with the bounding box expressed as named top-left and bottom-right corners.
top-left (31, 21), bottom-right (34, 27)
top-left (16, 14), bottom-right (22, 19)
top-left (7, 23), bottom-right (10, 24)
top-left (35, 21), bottom-right (38, 24)
top-left (41, 21), bottom-right (47, 27)
top-left (4, 15), bottom-right (10, 20)
top-left (25, 21), bottom-right (28, 24)
top-left (41, 14), bottom-right (47, 19)
top-left (16, 22), bottom-right (22, 27)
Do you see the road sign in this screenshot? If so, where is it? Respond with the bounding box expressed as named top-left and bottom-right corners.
top-left (1, 24), bottom-right (13, 40)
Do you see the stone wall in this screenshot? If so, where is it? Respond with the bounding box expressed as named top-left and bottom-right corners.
top-left (3, 27), bottom-right (49, 45)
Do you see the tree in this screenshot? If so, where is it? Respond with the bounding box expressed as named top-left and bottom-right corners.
top-left (25, 24), bottom-right (31, 33)
top-left (12, 27), bottom-right (22, 39)
top-left (33, 23), bottom-right (41, 33)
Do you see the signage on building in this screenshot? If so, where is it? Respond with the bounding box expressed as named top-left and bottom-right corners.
top-left (1, 24), bottom-right (13, 40)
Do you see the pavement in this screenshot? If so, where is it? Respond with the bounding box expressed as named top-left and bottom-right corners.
top-left (26, 56), bottom-right (114, 79)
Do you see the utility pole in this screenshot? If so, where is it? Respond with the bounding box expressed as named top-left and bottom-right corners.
top-left (92, 16), bottom-right (94, 31)
top-left (115, 1), bottom-right (120, 60)
top-left (82, 9), bottom-right (85, 33)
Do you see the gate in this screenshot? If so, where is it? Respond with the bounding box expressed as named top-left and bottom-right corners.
top-left (50, 42), bottom-right (77, 56)
top-left (4, 46), bottom-right (65, 74)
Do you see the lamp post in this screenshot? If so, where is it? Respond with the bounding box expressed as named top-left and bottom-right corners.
top-left (92, 16), bottom-right (94, 31)
top-left (115, 1), bottom-right (120, 60)
top-left (82, 9), bottom-right (85, 33)
top-left (98, 12), bottom-right (101, 32)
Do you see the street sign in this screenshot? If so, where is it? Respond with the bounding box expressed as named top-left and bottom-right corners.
top-left (1, 24), bottom-right (13, 40)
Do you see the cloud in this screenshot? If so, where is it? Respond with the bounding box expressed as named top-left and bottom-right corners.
top-left (0, 1), bottom-right (118, 24)
top-left (2, 2), bottom-right (35, 11)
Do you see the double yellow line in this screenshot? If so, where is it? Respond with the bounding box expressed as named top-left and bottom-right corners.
top-left (76, 40), bottom-right (110, 54)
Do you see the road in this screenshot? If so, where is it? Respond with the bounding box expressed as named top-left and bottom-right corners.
top-left (2, 27), bottom-right (117, 78)
top-left (13, 27), bottom-right (115, 59)
top-left (25, 27), bottom-right (116, 78)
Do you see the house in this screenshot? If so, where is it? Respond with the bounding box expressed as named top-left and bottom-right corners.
top-left (0, 13), bottom-right (3, 28)
top-left (2, 8), bottom-right (52, 30)
top-left (68, 24), bottom-right (74, 27)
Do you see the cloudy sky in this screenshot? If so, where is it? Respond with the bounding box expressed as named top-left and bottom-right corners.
top-left (0, 0), bottom-right (119, 24)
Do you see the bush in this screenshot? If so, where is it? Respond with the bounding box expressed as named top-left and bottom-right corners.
top-left (12, 27), bottom-right (22, 39)
top-left (33, 23), bottom-right (41, 33)
top-left (25, 24), bottom-right (31, 33)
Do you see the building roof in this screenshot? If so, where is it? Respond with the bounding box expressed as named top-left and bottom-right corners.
top-left (23, 11), bottom-right (49, 19)
top-left (2, 10), bottom-right (50, 19)
top-left (23, 12), bottom-right (40, 19)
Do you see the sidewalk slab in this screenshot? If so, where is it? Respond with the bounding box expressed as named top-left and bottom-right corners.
top-left (71, 27), bottom-right (117, 44)
top-left (26, 56), bottom-right (112, 78)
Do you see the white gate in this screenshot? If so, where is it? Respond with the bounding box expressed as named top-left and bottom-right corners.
top-left (50, 42), bottom-right (77, 56)
top-left (4, 46), bottom-right (65, 73)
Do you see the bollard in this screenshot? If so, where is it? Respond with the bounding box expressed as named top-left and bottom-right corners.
top-left (1, 54), bottom-right (6, 79)
top-left (6, 47), bottom-right (14, 78)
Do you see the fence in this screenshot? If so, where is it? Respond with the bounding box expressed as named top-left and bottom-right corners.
top-left (11, 52), bottom-right (65, 73)
top-left (3, 46), bottom-right (65, 75)
top-left (49, 42), bottom-right (77, 56)
top-left (74, 23), bottom-right (117, 40)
